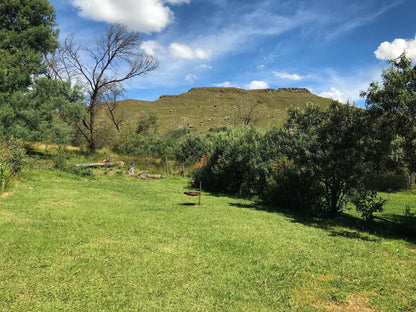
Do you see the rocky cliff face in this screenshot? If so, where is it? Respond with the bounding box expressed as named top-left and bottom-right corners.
top-left (277, 88), bottom-right (310, 93)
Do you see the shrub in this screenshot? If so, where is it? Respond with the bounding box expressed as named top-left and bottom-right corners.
top-left (191, 126), bottom-right (278, 196)
top-left (349, 189), bottom-right (386, 220)
top-left (0, 138), bottom-right (26, 192)
top-left (52, 146), bottom-right (69, 171)
top-left (264, 157), bottom-right (326, 215)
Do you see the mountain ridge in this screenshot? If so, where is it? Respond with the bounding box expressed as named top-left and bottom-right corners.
top-left (98, 87), bottom-right (333, 133)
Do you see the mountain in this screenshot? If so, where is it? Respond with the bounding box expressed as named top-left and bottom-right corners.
top-left (98, 87), bottom-right (333, 133)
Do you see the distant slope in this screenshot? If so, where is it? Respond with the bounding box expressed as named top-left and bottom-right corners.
top-left (98, 87), bottom-right (333, 133)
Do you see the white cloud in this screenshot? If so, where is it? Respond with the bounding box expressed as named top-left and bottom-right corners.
top-left (185, 73), bottom-right (198, 84)
top-left (309, 66), bottom-right (381, 104)
top-left (213, 81), bottom-right (235, 87)
top-left (374, 36), bottom-right (416, 60)
top-left (319, 87), bottom-right (343, 101)
top-left (141, 40), bottom-right (164, 56)
top-left (248, 81), bottom-right (270, 90)
top-left (169, 43), bottom-right (212, 60)
top-left (273, 71), bottom-right (303, 81)
top-left (71, 0), bottom-right (183, 33)
top-left (198, 64), bottom-right (213, 70)
top-left (257, 64), bottom-right (265, 70)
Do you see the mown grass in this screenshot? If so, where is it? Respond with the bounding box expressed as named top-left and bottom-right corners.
top-left (0, 168), bottom-right (415, 311)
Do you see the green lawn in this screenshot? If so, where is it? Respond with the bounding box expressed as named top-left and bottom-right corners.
top-left (0, 169), bottom-right (415, 311)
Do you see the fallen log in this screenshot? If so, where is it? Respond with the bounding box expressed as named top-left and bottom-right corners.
top-left (76, 161), bottom-right (125, 168)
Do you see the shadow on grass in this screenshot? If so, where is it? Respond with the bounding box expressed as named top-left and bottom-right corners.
top-left (178, 202), bottom-right (200, 206)
top-left (228, 200), bottom-right (416, 244)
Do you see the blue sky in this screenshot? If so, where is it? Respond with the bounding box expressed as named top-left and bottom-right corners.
top-left (49, 0), bottom-right (416, 105)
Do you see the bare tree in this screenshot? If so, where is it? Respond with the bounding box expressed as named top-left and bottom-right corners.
top-left (47, 23), bottom-right (158, 152)
top-left (98, 84), bottom-right (124, 132)
top-left (235, 102), bottom-right (262, 126)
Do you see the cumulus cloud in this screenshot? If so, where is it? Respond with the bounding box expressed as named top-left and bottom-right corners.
top-left (319, 87), bottom-right (343, 101)
top-left (248, 81), bottom-right (270, 90)
top-left (213, 81), bottom-right (235, 87)
top-left (273, 71), bottom-right (303, 80)
top-left (374, 36), bottom-right (416, 60)
top-left (141, 40), bottom-right (164, 56)
top-left (71, 0), bottom-right (185, 33)
top-left (169, 43), bottom-right (212, 60)
top-left (185, 73), bottom-right (198, 83)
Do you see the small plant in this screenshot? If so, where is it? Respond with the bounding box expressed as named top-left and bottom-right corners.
top-left (0, 162), bottom-right (11, 191)
top-left (0, 138), bottom-right (26, 192)
top-left (350, 189), bottom-right (386, 220)
top-left (403, 205), bottom-right (415, 217)
top-left (52, 146), bottom-right (69, 171)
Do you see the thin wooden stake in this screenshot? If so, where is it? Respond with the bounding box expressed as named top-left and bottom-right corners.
top-left (199, 181), bottom-right (201, 205)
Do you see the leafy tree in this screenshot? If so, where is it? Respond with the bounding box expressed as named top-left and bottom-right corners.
top-left (1, 77), bottom-right (85, 146)
top-left (48, 23), bottom-right (158, 152)
top-left (0, 0), bottom-right (83, 146)
top-left (276, 101), bottom-right (384, 218)
top-left (0, 0), bottom-right (58, 93)
top-left (361, 53), bottom-right (416, 172)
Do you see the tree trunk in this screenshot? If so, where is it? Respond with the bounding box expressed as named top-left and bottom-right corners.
top-left (76, 161), bottom-right (124, 168)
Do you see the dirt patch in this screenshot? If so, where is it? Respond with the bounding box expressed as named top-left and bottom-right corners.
top-left (325, 296), bottom-right (374, 312)
top-left (0, 210), bottom-right (31, 223)
top-left (0, 192), bottom-right (11, 198)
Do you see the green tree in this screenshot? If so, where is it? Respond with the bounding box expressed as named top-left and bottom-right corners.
top-left (0, 0), bottom-right (79, 143)
top-left (0, 0), bottom-right (58, 93)
top-left (361, 53), bottom-right (416, 172)
top-left (276, 102), bottom-right (383, 218)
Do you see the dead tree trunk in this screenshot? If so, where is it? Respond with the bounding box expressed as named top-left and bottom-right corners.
top-left (126, 162), bottom-right (135, 175)
top-left (76, 161), bottom-right (124, 168)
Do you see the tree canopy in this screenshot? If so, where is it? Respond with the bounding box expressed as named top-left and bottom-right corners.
top-left (0, 0), bottom-right (58, 93)
top-left (362, 53), bottom-right (416, 172)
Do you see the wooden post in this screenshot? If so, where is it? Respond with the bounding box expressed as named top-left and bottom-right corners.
top-left (199, 181), bottom-right (201, 205)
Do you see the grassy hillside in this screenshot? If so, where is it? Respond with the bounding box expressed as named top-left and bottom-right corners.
top-left (97, 87), bottom-right (332, 133)
top-left (0, 168), bottom-right (415, 311)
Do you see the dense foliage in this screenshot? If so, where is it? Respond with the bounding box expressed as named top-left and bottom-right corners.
top-left (0, 0), bottom-right (86, 147)
top-left (191, 126), bottom-right (278, 195)
top-left (362, 53), bottom-right (416, 172)
top-left (188, 102), bottom-right (387, 219)
top-left (274, 102), bottom-right (383, 218)
top-left (0, 138), bottom-right (26, 192)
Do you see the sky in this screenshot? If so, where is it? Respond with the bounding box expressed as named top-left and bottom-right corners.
top-left (49, 0), bottom-right (416, 105)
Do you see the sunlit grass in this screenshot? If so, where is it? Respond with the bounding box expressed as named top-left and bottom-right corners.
top-left (0, 169), bottom-right (415, 311)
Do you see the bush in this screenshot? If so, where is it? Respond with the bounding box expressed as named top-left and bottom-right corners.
top-left (349, 189), bottom-right (386, 220)
top-left (0, 138), bottom-right (26, 192)
top-left (191, 126), bottom-right (278, 196)
top-left (264, 158), bottom-right (326, 215)
top-left (52, 146), bottom-right (69, 171)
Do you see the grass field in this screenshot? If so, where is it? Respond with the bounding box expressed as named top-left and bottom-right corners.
top-left (0, 168), bottom-right (415, 311)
